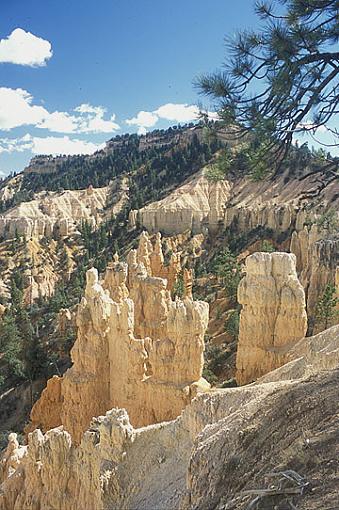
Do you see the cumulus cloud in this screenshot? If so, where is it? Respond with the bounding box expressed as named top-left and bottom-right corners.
top-left (0, 88), bottom-right (120, 133)
top-left (74, 104), bottom-right (104, 115)
top-left (155, 103), bottom-right (199, 122)
top-left (0, 135), bottom-right (33, 154)
top-left (0, 87), bottom-right (48, 130)
top-left (74, 104), bottom-right (120, 133)
top-left (36, 111), bottom-right (79, 133)
top-left (0, 28), bottom-right (52, 66)
top-left (30, 136), bottom-right (105, 155)
top-left (126, 110), bottom-right (158, 129)
top-left (125, 102), bottom-right (216, 134)
top-left (0, 134), bottom-right (105, 156)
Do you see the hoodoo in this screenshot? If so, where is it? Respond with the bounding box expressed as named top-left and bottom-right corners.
top-left (26, 234), bottom-right (210, 443)
top-left (236, 252), bottom-right (308, 385)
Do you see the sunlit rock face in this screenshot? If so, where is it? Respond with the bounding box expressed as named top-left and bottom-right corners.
top-left (0, 180), bottom-right (128, 240)
top-left (26, 232), bottom-right (210, 444)
top-left (1, 325), bottom-right (338, 510)
top-left (236, 251), bottom-right (307, 385)
top-left (291, 225), bottom-right (339, 330)
top-left (129, 170), bottom-right (231, 235)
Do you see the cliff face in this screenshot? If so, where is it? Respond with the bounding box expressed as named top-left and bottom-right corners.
top-left (236, 252), bottom-right (307, 385)
top-left (0, 179), bottom-right (128, 240)
top-left (26, 233), bottom-right (209, 444)
top-left (291, 226), bottom-right (339, 327)
top-left (1, 325), bottom-right (338, 510)
top-left (129, 170), bottom-right (231, 235)
top-left (130, 167), bottom-right (338, 237)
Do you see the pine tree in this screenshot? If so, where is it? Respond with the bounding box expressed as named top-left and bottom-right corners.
top-left (197, 0), bottom-right (338, 169)
top-left (315, 283), bottom-right (338, 330)
top-left (0, 312), bottom-right (24, 378)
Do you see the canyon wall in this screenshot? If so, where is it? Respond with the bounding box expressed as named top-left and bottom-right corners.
top-left (129, 170), bottom-right (231, 235)
top-left (26, 233), bottom-right (209, 444)
top-left (0, 179), bottom-right (128, 240)
top-left (130, 167), bottom-right (338, 237)
top-left (290, 225), bottom-right (339, 327)
top-left (236, 252), bottom-right (307, 385)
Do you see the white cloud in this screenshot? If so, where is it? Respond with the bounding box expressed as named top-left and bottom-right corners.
top-left (155, 103), bottom-right (200, 122)
top-left (0, 28), bottom-right (52, 67)
top-left (0, 134), bottom-right (105, 156)
top-left (125, 103), bottom-right (210, 134)
top-left (0, 135), bottom-right (33, 154)
top-left (0, 87), bottom-right (48, 130)
top-left (0, 88), bottom-right (120, 134)
top-left (126, 110), bottom-right (158, 129)
top-left (30, 136), bottom-right (105, 155)
top-left (37, 111), bottom-right (79, 133)
top-left (74, 104), bottom-right (104, 115)
top-left (75, 105), bottom-right (120, 133)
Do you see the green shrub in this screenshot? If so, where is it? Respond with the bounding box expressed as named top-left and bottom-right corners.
top-left (224, 309), bottom-right (240, 340)
top-left (315, 283), bottom-right (338, 330)
top-left (261, 240), bottom-right (275, 253)
top-left (211, 248), bottom-right (242, 301)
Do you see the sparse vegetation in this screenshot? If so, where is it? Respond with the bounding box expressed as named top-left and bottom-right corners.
top-left (315, 283), bottom-right (338, 331)
top-left (224, 309), bottom-right (240, 341)
top-left (261, 240), bottom-right (275, 253)
top-left (211, 248), bottom-right (242, 302)
top-left (172, 272), bottom-right (184, 299)
top-left (316, 209), bottom-right (338, 234)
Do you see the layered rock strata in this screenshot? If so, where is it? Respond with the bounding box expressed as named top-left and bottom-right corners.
top-left (130, 167), bottom-right (338, 236)
top-left (236, 252), bottom-right (308, 385)
top-left (129, 170), bottom-right (231, 235)
top-left (26, 235), bottom-right (209, 444)
top-left (0, 179), bottom-right (128, 240)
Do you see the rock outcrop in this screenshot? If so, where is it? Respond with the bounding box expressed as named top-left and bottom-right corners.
top-left (130, 166), bottom-right (338, 237)
top-left (291, 225), bottom-right (339, 326)
top-left (1, 325), bottom-right (338, 510)
top-left (129, 170), bottom-right (231, 235)
top-left (0, 179), bottom-right (128, 240)
top-left (236, 252), bottom-right (307, 385)
top-left (258, 324), bottom-right (339, 383)
top-left (136, 231), bottom-right (182, 292)
top-left (0, 434), bottom-right (26, 482)
top-left (26, 235), bottom-right (209, 444)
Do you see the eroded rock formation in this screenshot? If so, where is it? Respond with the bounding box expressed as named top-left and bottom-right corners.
top-left (0, 179), bottom-right (128, 240)
top-left (26, 234), bottom-right (209, 444)
top-left (1, 325), bottom-right (338, 510)
top-left (136, 231), bottom-right (182, 292)
top-left (291, 225), bottom-right (339, 327)
top-left (236, 252), bottom-right (307, 385)
top-left (130, 166), bottom-right (338, 237)
top-left (129, 170), bottom-right (231, 234)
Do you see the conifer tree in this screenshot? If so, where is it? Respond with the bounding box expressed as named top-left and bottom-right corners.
top-left (197, 0), bottom-right (338, 167)
top-left (316, 283), bottom-right (338, 330)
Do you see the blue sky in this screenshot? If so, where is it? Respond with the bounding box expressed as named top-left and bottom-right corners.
top-left (0, 0), bottom-right (337, 176)
top-left (0, 0), bottom-right (262, 175)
